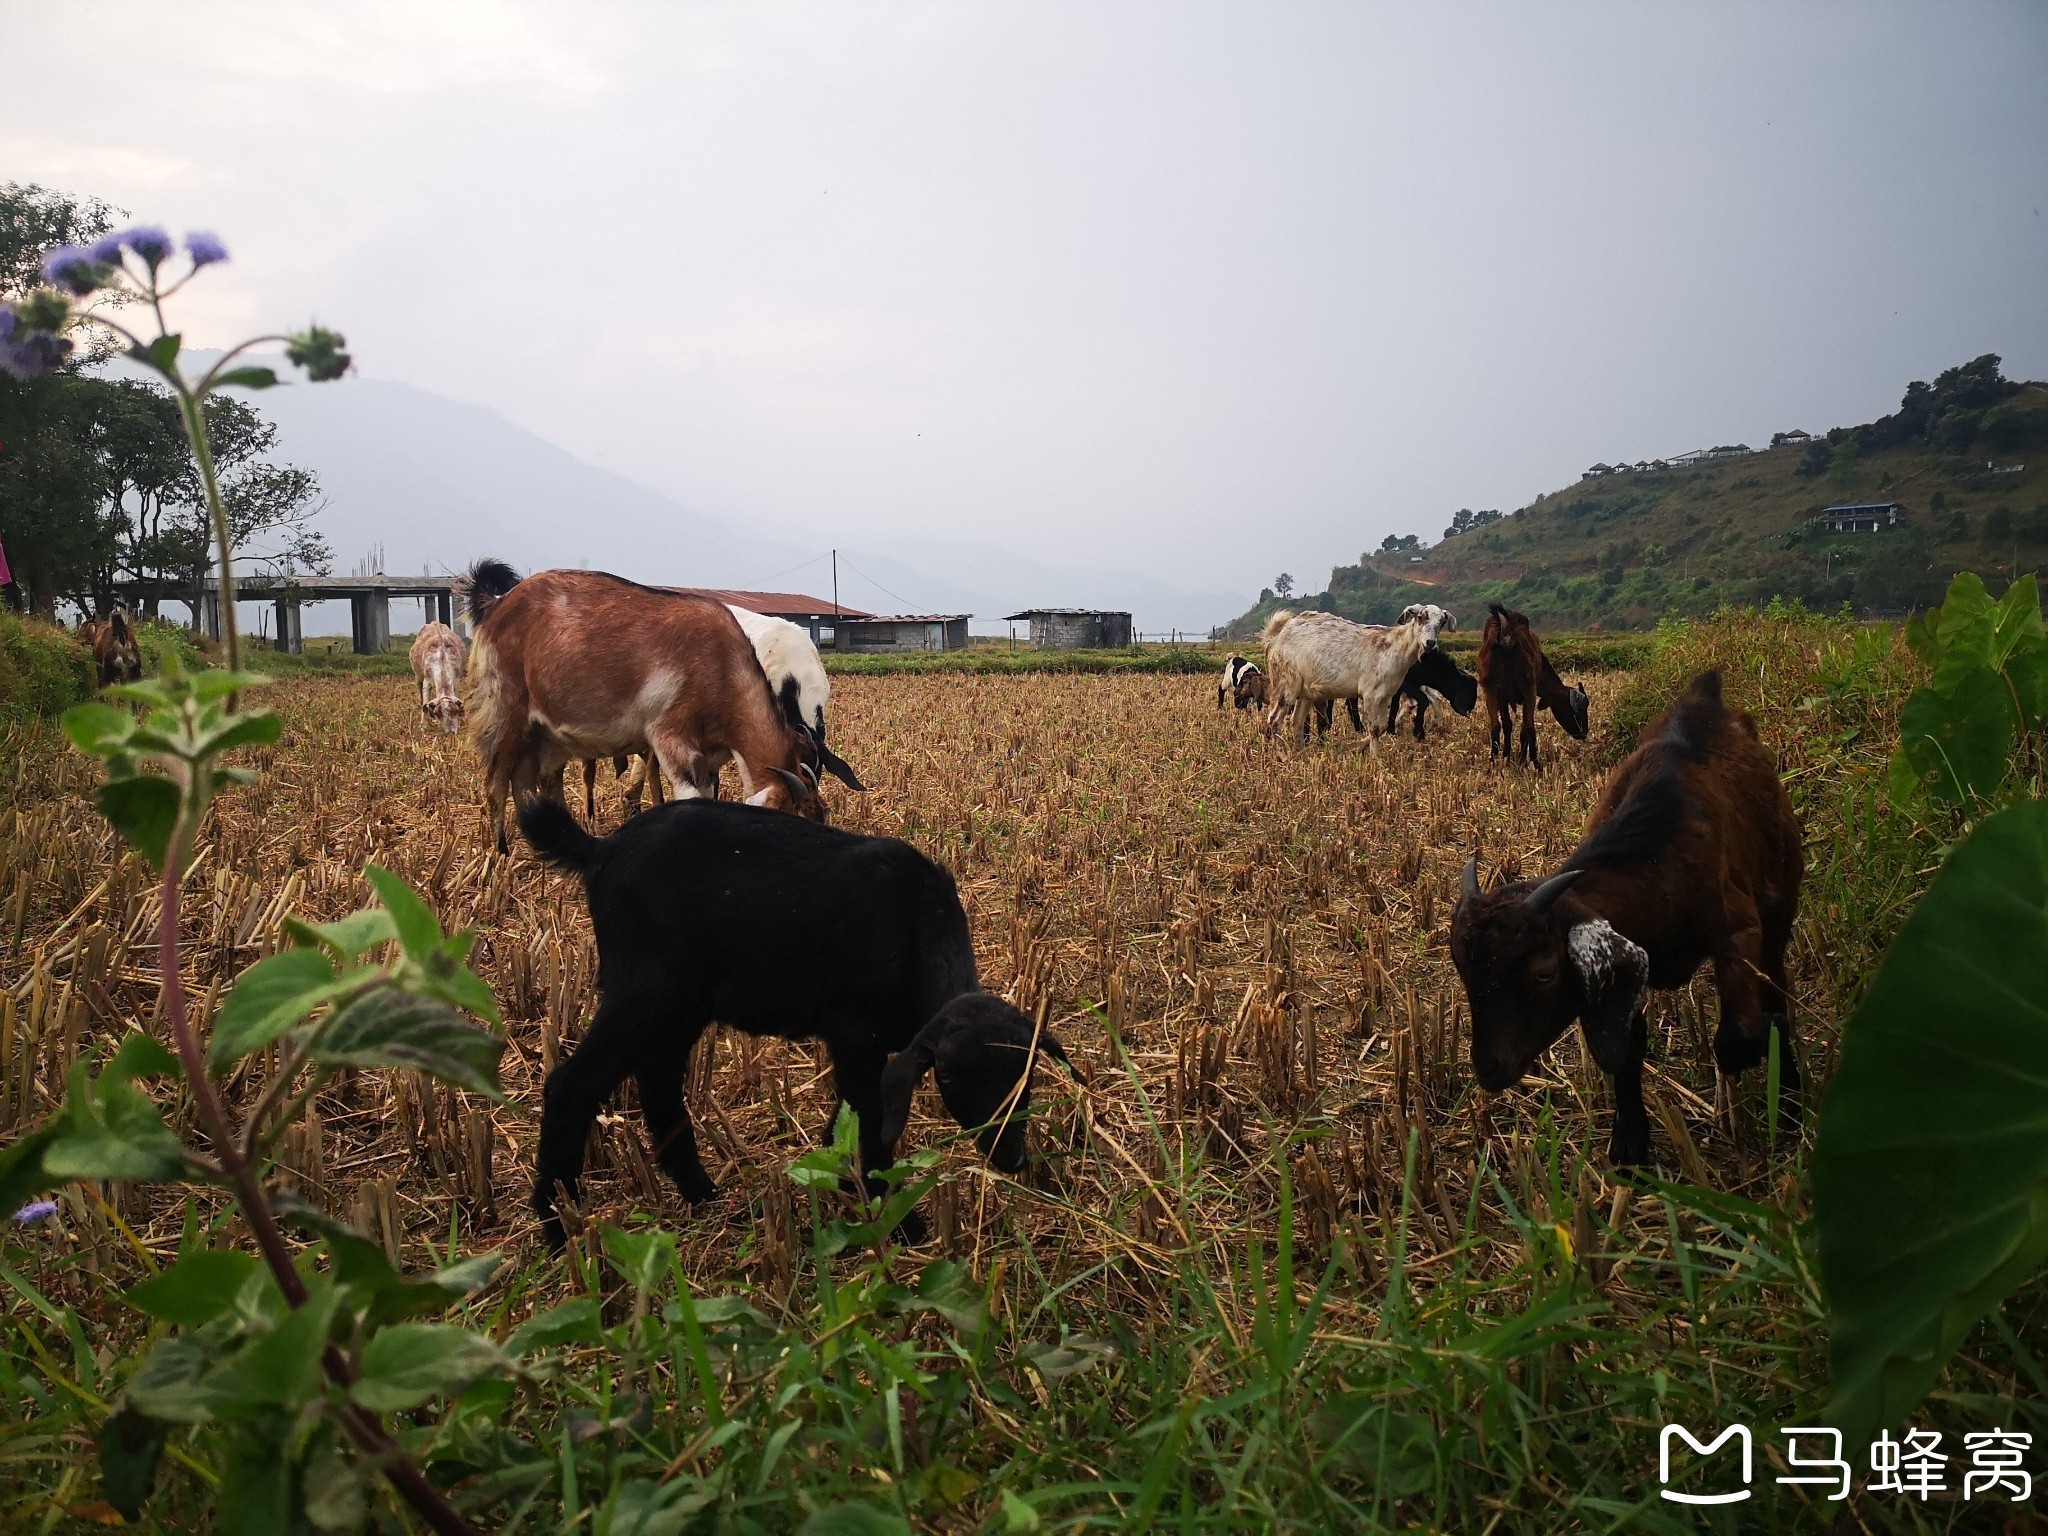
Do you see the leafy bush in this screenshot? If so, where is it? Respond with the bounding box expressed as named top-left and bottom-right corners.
top-left (1814, 801), bottom-right (2048, 1450)
top-left (1889, 572), bottom-right (2045, 813)
top-left (0, 609), bottom-right (91, 726)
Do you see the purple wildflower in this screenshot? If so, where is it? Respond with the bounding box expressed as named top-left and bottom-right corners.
top-left (123, 226), bottom-right (174, 266)
top-left (185, 231), bottom-right (229, 267)
top-left (40, 245), bottom-right (103, 296)
top-left (88, 232), bottom-right (127, 264)
top-left (12, 1200), bottom-right (59, 1225)
top-left (0, 325), bottom-right (71, 380)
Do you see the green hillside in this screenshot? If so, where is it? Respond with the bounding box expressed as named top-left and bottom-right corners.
top-left (1229, 354), bottom-right (2048, 634)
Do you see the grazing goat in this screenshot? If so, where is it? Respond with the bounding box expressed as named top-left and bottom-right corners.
top-left (463, 558), bottom-right (826, 852)
top-left (576, 605), bottom-right (860, 824)
top-left (92, 611), bottom-right (141, 687)
top-left (519, 794), bottom-right (1073, 1248)
top-left (407, 621), bottom-right (465, 732)
top-left (1385, 644), bottom-right (1480, 739)
top-left (1450, 672), bottom-right (1803, 1165)
top-left (1477, 603), bottom-right (1588, 769)
top-left (1261, 604), bottom-right (1449, 745)
top-left (1217, 654), bottom-right (1263, 710)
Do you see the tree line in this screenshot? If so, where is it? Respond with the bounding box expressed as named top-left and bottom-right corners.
top-left (0, 183), bottom-right (327, 620)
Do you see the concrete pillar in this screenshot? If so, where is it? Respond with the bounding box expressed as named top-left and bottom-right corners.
top-left (274, 598), bottom-right (303, 655)
top-left (436, 590), bottom-right (452, 627)
top-left (351, 589), bottom-right (391, 654)
top-left (197, 588), bottom-right (223, 641)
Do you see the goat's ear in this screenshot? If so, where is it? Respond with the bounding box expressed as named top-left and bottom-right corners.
top-left (1567, 919), bottom-right (1648, 1075)
top-left (818, 742), bottom-right (865, 791)
top-left (879, 1033), bottom-right (939, 1149)
top-left (1034, 1028), bottom-right (1085, 1086)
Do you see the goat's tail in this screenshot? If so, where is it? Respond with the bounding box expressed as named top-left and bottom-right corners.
top-left (461, 557), bottom-right (522, 625)
top-left (1261, 609), bottom-right (1297, 643)
top-left (517, 794), bottom-right (600, 877)
top-left (109, 610), bottom-right (131, 643)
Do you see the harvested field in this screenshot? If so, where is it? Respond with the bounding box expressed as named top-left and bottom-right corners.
top-left (6, 669), bottom-right (1799, 1310)
top-left (10, 647), bottom-right (2012, 1531)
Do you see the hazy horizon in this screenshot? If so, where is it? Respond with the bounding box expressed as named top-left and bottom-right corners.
top-left (9, 2), bottom-right (2045, 600)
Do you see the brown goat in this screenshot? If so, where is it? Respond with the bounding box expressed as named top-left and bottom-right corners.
top-left (1477, 603), bottom-right (1587, 769)
top-left (1450, 671), bottom-right (1803, 1165)
top-left (462, 559), bottom-right (824, 852)
top-left (92, 611), bottom-right (142, 687)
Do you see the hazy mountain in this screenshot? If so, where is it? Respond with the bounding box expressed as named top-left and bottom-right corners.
top-left (144, 358), bottom-right (1251, 636)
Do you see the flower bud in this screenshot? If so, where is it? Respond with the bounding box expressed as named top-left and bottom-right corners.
top-left (285, 324), bottom-right (351, 382)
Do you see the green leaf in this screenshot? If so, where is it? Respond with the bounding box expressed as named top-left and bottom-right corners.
top-left (108, 1032), bottom-right (178, 1081)
top-left (911, 1259), bottom-right (986, 1340)
top-left (269, 1194), bottom-right (503, 1322)
top-left (180, 670), bottom-right (271, 704)
top-left (1989, 572), bottom-right (2044, 669)
top-left (97, 775), bottom-right (183, 870)
top-left (208, 948), bottom-right (345, 1071)
top-left (281, 908), bottom-right (397, 960)
top-left (212, 366), bottom-right (280, 392)
top-left (2009, 648), bottom-right (2048, 734)
top-left (125, 1250), bottom-right (262, 1327)
top-left (97, 1404), bottom-right (166, 1520)
top-left (218, 1437), bottom-right (289, 1536)
top-left (62, 702), bottom-right (135, 756)
top-left (45, 1049), bottom-right (183, 1183)
top-left (1929, 571), bottom-right (1994, 693)
top-left (313, 989), bottom-right (506, 1099)
top-left (364, 864), bottom-right (440, 959)
top-left (131, 334), bottom-right (181, 372)
top-left (799, 1506), bottom-right (912, 1536)
top-left (413, 945), bottom-right (503, 1026)
top-left (124, 1338), bottom-right (228, 1423)
top-left (193, 709), bottom-right (282, 758)
top-left (603, 1227), bottom-right (677, 1294)
top-left (0, 1125), bottom-right (58, 1215)
top-left (352, 1323), bottom-right (511, 1411)
top-left (1018, 1334), bottom-right (1117, 1384)
top-left (506, 1298), bottom-right (603, 1355)
top-left (231, 1282), bottom-right (339, 1407)
top-left (1896, 668), bottom-right (2015, 806)
top-left (303, 1442), bottom-right (364, 1531)
top-left (1309, 1396), bottom-right (1441, 1495)
top-left (1815, 802), bottom-right (2048, 1450)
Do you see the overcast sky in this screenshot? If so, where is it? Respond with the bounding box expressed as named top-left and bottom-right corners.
top-left (8, 2), bottom-right (2045, 596)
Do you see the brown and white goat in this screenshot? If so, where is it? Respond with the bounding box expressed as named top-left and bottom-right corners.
top-left (1478, 603), bottom-right (1588, 769)
top-left (462, 559), bottom-right (826, 852)
top-left (1450, 671), bottom-right (1803, 1165)
top-left (408, 620), bottom-right (466, 732)
top-left (92, 611), bottom-right (142, 687)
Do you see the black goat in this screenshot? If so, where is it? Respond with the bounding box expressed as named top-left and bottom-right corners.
top-left (518, 794), bottom-right (1071, 1248)
top-left (1382, 645), bottom-right (1481, 739)
top-left (1318, 649), bottom-right (1480, 740)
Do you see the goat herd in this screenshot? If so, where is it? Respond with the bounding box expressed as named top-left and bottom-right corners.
top-left (381, 564), bottom-right (1803, 1250)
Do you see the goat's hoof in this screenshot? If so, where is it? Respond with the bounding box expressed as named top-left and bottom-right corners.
top-left (1713, 1024), bottom-right (1767, 1076)
top-left (679, 1177), bottom-right (720, 1205)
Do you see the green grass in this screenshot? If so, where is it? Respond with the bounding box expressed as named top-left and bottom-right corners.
top-left (0, 611), bottom-right (90, 731)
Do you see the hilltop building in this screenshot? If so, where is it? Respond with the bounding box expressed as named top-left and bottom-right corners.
top-left (1814, 503), bottom-right (1907, 534)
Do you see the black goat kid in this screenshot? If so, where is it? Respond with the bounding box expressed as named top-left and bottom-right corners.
top-left (518, 794), bottom-right (1070, 1248)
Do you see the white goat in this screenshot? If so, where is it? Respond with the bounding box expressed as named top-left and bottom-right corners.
top-left (1261, 606), bottom-right (1447, 746)
top-left (408, 621), bottom-right (466, 733)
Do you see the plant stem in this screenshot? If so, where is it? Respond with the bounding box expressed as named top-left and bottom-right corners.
top-left (155, 831), bottom-right (479, 1536)
top-left (171, 388), bottom-right (239, 673)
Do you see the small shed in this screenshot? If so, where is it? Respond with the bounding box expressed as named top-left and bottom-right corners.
top-left (1771, 429), bottom-right (1814, 447)
top-left (1815, 502), bottom-right (1907, 534)
top-left (1004, 608), bottom-right (1133, 650)
top-left (835, 614), bottom-right (971, 653)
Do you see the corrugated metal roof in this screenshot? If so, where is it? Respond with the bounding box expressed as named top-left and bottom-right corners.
top-left (1003, 608), bottom-right (1133, 620)
top-left (664, 587), bottom-right (874, 619)
top-left (846, 614), bottom-right (972, 623)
